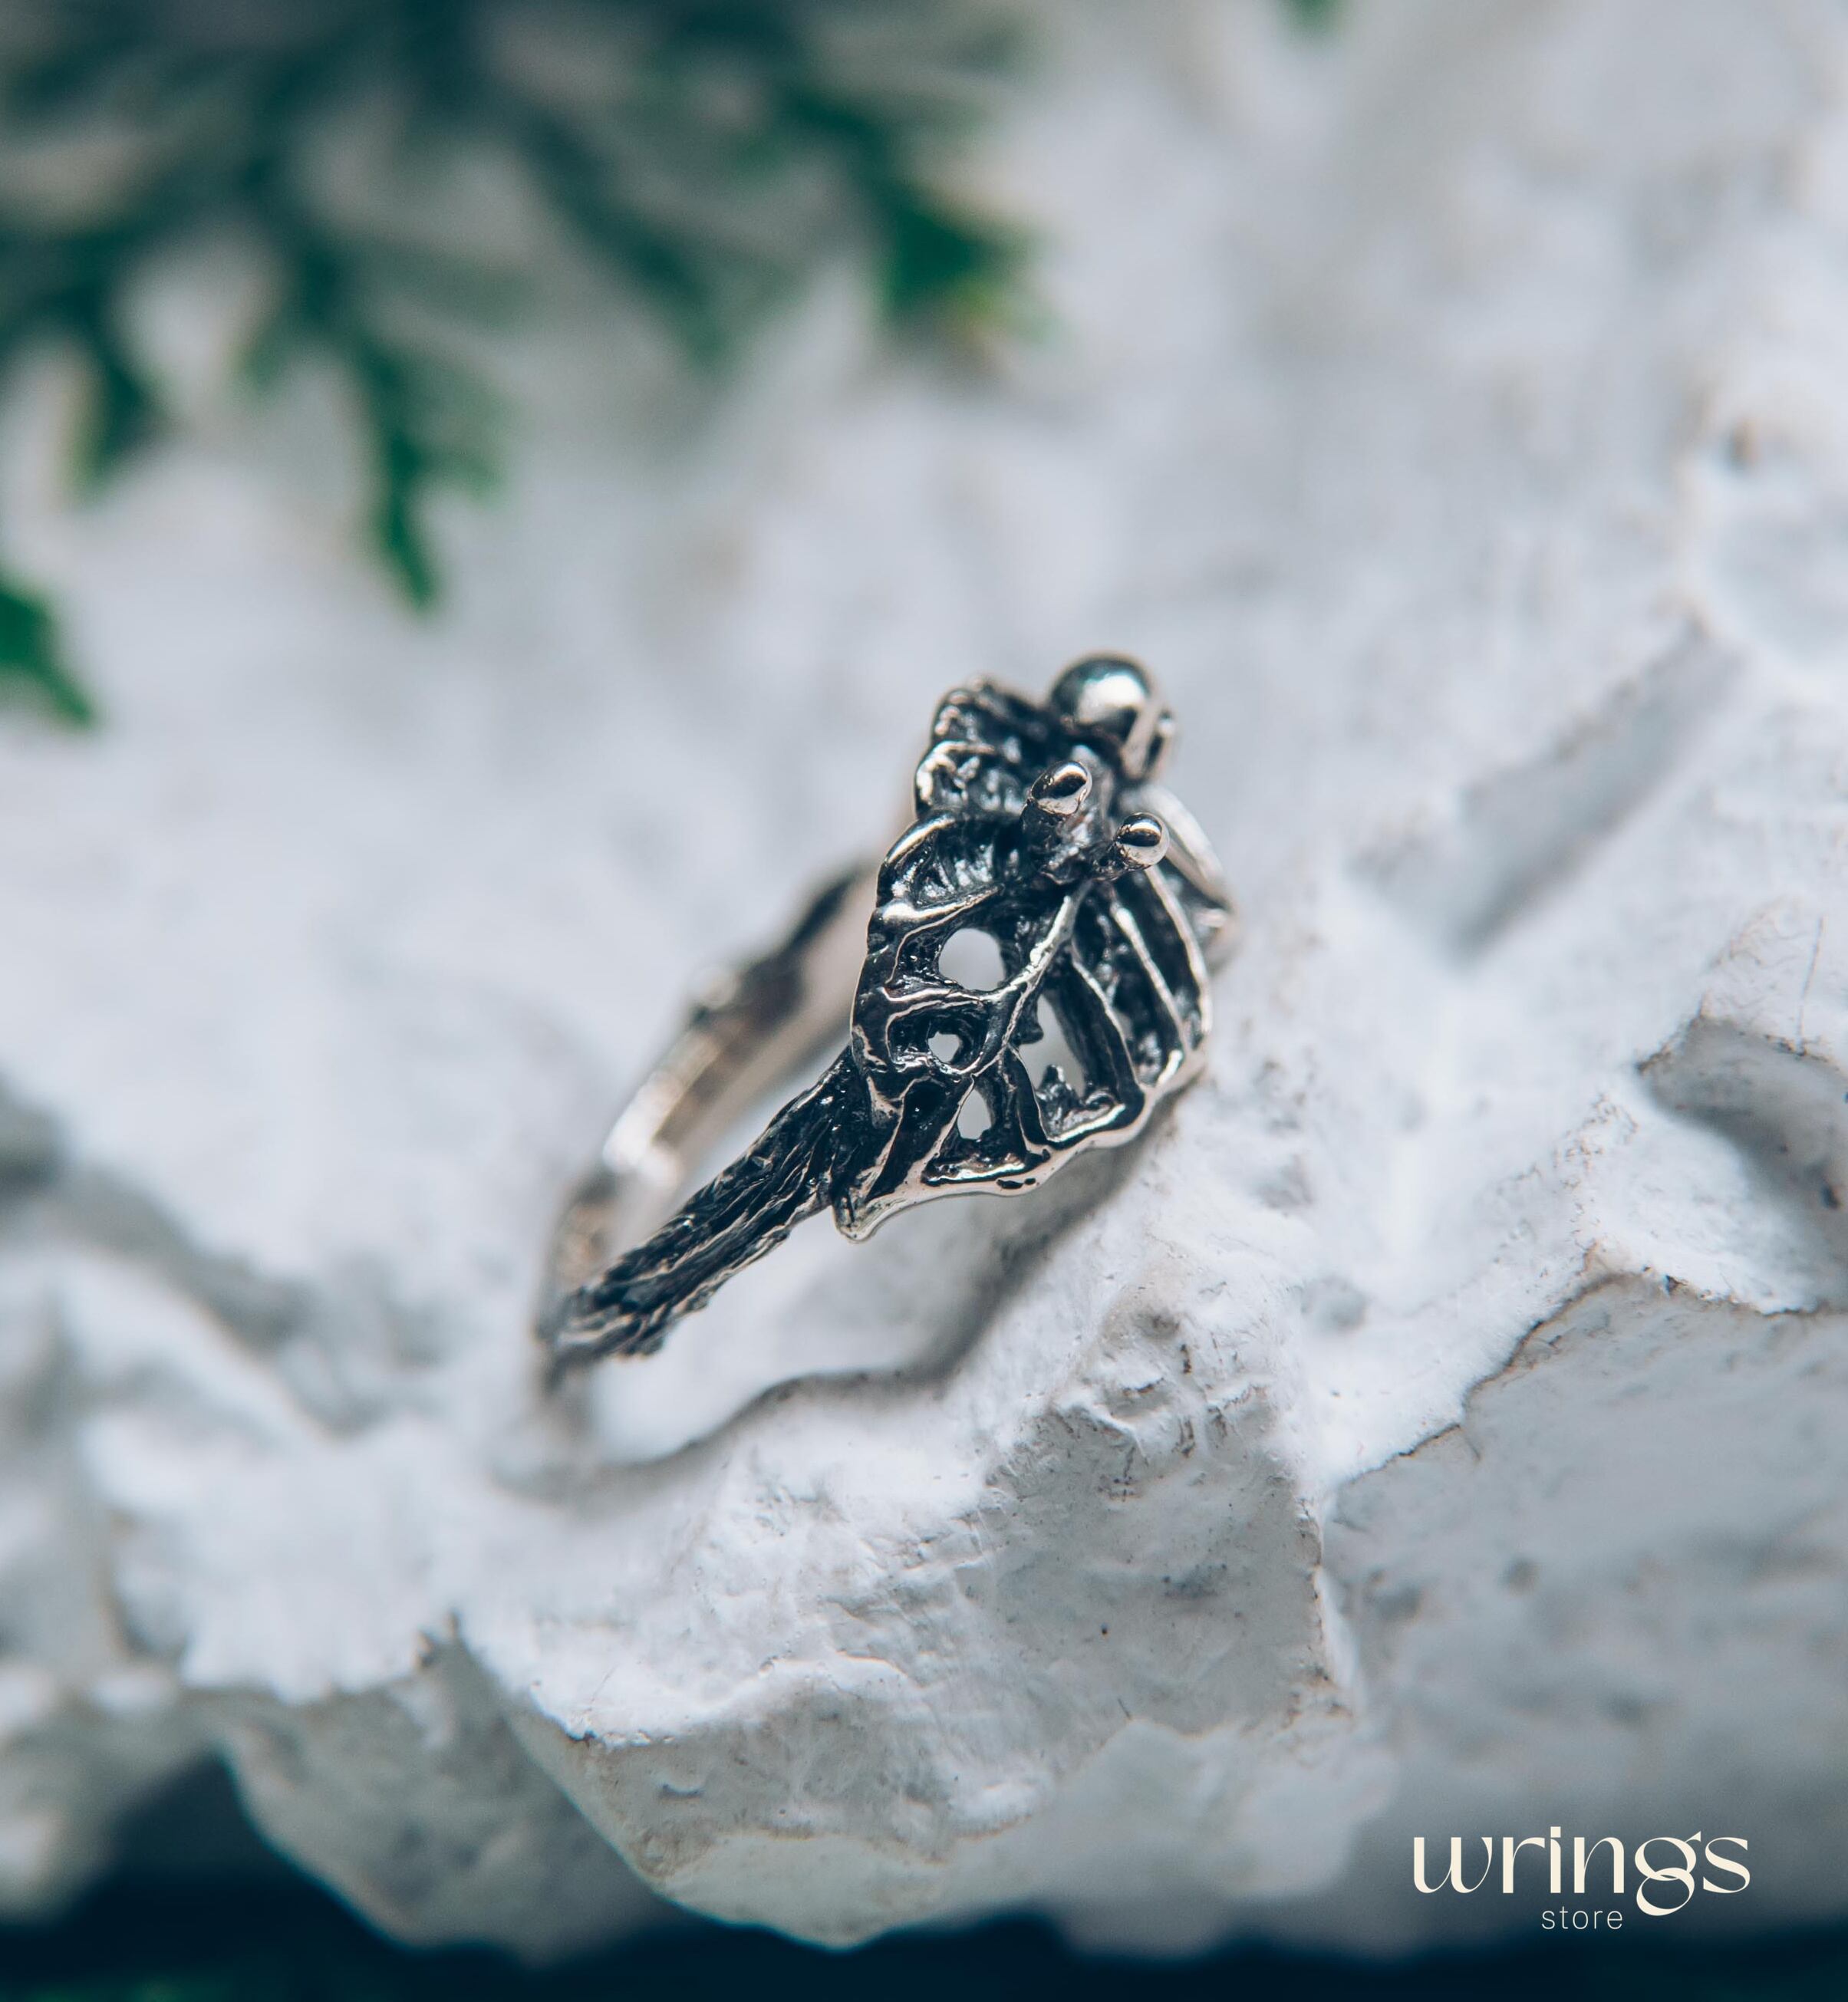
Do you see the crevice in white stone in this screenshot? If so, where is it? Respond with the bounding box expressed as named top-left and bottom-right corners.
top-left (1642, 1019), bottom-right (1848, 1303)
top-left (1358, 628), bottom-right (1738, 957)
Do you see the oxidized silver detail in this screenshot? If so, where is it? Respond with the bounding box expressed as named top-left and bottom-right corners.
top-left (538, 656), bottom-right (1235, 1371)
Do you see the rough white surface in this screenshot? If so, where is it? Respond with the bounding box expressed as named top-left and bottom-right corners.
top-left (5, 0), bottom-right (1848, 1956)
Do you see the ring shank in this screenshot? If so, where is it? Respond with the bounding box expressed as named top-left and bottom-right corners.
top-left (539, 864), bottom-right (877, 1332)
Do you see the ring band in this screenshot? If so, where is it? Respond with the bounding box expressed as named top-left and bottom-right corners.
top-left (537, 657), bottom-right (1236, 1372)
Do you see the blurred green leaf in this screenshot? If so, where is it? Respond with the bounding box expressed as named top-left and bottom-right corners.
top-left (878, 193), bottom-right (1022, 331)
top-left (0, 571), bottom-right (95, 725)
top-left (68, 293), bottom-right (165, 488)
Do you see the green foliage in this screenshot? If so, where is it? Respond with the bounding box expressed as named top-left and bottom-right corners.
top-left (0, 0), bottom-right (1024, 719)
top-left (0, 569), bottom-right (92, 723)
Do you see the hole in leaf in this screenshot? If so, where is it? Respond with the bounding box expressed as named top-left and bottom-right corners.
top-left (939, 927), bottom-right (1005, 990)
top-left (957, 1085), bottom-right (993, 1139)
top-left (929, 1031), bottom-right (963, 1064)
top-left (1033, 997), bottom-right (1091, 1098)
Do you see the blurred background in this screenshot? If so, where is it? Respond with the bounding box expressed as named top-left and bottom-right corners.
top-left (4, 0), bottom-right (1848, 1994)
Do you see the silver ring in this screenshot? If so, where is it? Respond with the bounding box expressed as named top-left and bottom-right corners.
top-left (537, 657), bottom-right (1237, 1372)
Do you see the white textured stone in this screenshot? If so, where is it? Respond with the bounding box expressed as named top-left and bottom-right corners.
top-left (4, 0), bottom-right (1848, 1956)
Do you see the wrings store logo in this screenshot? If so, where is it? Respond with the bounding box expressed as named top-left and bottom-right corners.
top-left (1414, 1829), bottom-right (1750, 1930)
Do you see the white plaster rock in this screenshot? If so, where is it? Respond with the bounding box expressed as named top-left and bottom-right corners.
top-left (4, 0), bottom-right (1848, 1958)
